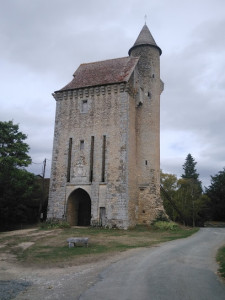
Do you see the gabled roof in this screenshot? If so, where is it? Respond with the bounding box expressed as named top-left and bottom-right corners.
top-left (58, 56), bottom-right (139, 92)
top-left (128, 24), bottom-right (162, 55)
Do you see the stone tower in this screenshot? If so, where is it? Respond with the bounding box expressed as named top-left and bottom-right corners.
top-left (128, 24), bottom-right (164, 224)
top-left (48, 24), bottom-right (166, 229)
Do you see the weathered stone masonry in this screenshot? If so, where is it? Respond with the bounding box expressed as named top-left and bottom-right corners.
top-left (48, 24), bottom-right (166, 229)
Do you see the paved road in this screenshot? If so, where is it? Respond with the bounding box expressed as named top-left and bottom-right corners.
top-left (79, 228), bottom-right (225, 300)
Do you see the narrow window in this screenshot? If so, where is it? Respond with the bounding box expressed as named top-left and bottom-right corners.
top-left (145, 160), bottom-right (148, 166)
top-left (80, 140), bottom-right (84, 150)
top-left (89, 136), bottom-right (94, 182)
top-left (81, 100), bottom-right (88, 113)
top-left (67, 138), bottom-right (72, 182)
top-left (101, 135), bottom-right (106, 182)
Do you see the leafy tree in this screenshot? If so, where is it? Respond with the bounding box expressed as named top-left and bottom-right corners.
top-left (160, 171), bottom-right (179, 221)
top-left (0, 121), bottom-right (41, 230)
top-left (175, 178), bottom-right (209, 226)
top-left (0, 120), bottom-right (31, 169)
top-left (206, 168), bottom-right (225, 221)
top-left (161, 155), bottom-right (210, 227)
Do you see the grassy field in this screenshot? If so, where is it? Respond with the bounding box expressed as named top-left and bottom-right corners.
top-left (217, 245), bottom-right (225, 279)
top-left (0, 222), bottom-right (198, 268)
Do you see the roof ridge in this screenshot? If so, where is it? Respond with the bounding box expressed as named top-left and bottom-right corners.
top-left (80, 56), bottom-right (135, 66)
top-left (57, 56), bottom-right (139, 92)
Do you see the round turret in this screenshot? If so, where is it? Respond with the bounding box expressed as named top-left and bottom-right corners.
top-left (128, 24), bottom-right (162, 56)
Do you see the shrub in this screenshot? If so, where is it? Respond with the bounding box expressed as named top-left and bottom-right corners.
top-left (217, 245), bottom-right (225, 278)
top-left (153, 221), bottom-right (179, 231)
top-left (39, 219), bottom-right (70, 230)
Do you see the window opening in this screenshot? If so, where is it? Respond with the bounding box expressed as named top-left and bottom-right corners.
top-left (89, 136), bottom-right (94, 182)
top-left (80, 140), bottom-right (84, 150)
top-left (67, 138), bottom-right (72, 182)
top-left (81, 100), bottom-right (88, 113)
top-left (145, 160), bottom-right (148, 165)
top-left (101, 135), bottom-right (106, 182)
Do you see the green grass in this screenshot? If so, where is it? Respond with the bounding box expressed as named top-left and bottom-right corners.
top-left (16, 244), bottom-right (108, 263)
top-left (217, 245), bottom-right (225, 278)
top-left (1, 223), bottom-right (199, 267)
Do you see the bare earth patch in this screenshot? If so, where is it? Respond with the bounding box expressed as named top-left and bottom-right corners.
top-left (17, 242), bottom-right (34, 250)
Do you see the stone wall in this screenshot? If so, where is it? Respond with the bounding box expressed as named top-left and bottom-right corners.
top-left (48, 83), bottom-right (133, 228)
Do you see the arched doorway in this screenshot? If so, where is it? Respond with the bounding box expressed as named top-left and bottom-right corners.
top-left (67, 188), bottom-right (91, 226)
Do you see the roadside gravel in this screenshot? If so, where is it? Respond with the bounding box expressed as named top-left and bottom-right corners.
top-left (0, 245), bottom-right (144, 300)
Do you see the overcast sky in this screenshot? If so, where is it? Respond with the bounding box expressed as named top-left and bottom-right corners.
top-left (1, 0), bottom-right (225, 188)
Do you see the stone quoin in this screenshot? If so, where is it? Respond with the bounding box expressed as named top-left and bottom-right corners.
top-left (48, 24), bottom-right (166, 229)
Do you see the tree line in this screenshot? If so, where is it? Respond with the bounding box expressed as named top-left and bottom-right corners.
top-left (0, 121), bottom-right (47, 231)
top-left (161, 154), bottom-right (225, 226)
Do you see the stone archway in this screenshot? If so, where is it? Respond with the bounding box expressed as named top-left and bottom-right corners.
top-left (67, 188), bottom-right (91, 226)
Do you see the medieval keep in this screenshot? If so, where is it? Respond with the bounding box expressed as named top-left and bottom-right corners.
top-left (48, 24), bottom-right (165, 229)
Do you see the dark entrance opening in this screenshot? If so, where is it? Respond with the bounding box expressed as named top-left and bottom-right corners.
top-left (67, 188), bottom-right (91, 226)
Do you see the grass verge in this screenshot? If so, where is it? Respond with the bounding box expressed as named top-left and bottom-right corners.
top-left (217, 245), bottom-right (225, 279)
top-left (0, 223), bottom-right (198, 267)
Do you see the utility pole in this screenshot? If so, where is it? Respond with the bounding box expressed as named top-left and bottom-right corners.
top-left (39, 159), bottom-right (46, 221)
top-left (42, 158), bottom-right (46, 179)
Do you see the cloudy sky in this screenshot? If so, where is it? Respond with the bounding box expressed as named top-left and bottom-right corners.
top-left (1, 0), bottom-right (225, 188)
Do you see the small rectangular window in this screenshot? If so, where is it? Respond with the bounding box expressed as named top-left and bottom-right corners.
top-left (80, 140), bottom-right (84, 150)
top-left (81, 100), bottom-right (88, 113)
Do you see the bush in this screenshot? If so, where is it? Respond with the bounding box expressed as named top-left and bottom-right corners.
top-left (39, 219), bottom-right (70, 230)
top-left (153, 221), bottom-right (179, 231)
top-left (217, 245), bottom-right (225, 278)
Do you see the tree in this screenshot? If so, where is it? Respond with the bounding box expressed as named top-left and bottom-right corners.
top-left (161, 156), bottom-right (210, 227)
top-left (160, 171), bottom-right (179, 221)
top-left (178, 154), bottom-right (205, 226)
top-left (206, 168), bottom-right (225, 221)
top-left (0, 121), bottom-right (41, 230)
top-left (176, 178), bottom-right (208, 226)
top-left (0, 120), bottom-right (31, 169)
top-left (182, 153), bottom-right (201, 183)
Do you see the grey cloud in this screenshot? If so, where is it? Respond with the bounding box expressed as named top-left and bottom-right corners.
top-left (1, 0), bottom-right (225, 187)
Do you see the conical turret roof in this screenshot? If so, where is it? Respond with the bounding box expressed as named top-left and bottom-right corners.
top-left (128, 24), bottom-right (162, 55)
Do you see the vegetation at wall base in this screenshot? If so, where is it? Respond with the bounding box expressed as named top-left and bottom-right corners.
top-left (217, 245), bottom-right (225, 279)
top-left (39, 219), bottom-right (71, 230)
top-left (153, 221), bottom-right (179, 231)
